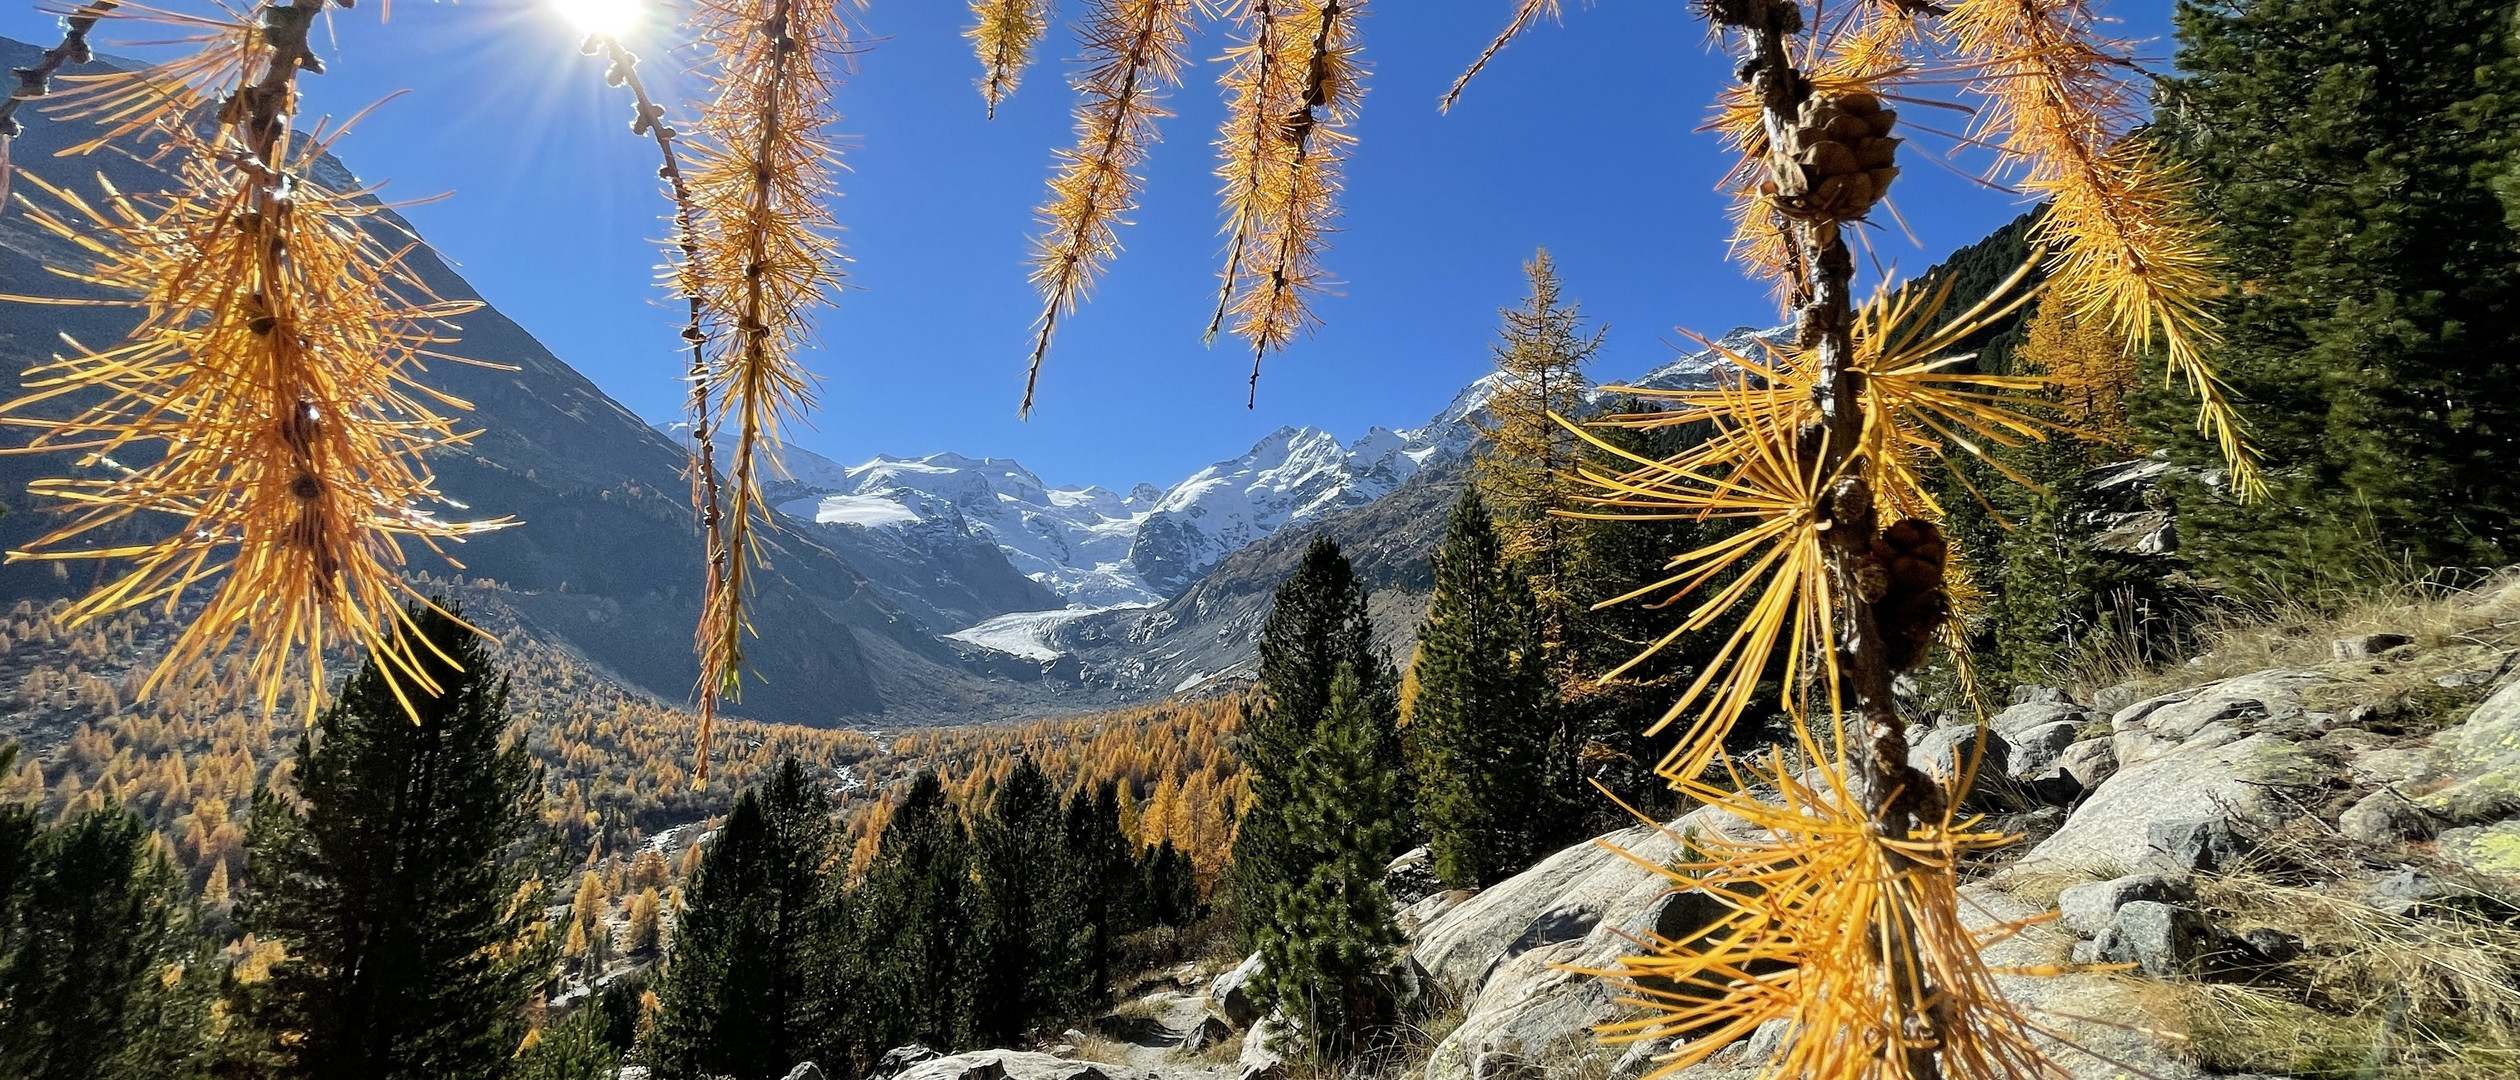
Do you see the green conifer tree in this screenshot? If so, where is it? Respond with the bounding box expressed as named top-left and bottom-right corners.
top-left (1252, 664), bottom-right (1406, 1056)
top-left (1411, 490), bottom-right (1555, 888)
top-left (1061, 780), bottom-right (1143, 996)
top-left (238, 602), bottom-right (548, 1080)
top-left (1232, 536), bottom-right (1404, 942)
top-left (969, 756), bottom-right (1092, 1044)
top-left (0, 790), bottom-right (213, 1080)
top-left (642, 758), bottom-right (846, 1080)
top-left (850, 770), bottom-right (975, 1058)
top-left (2161, 0), bottom-right (2520, 582)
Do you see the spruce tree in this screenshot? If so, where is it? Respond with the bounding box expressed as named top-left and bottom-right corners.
top-left (968, 756), bottom-right (1091, 1044)
top-left (2161, 0), bottom-right (2520, 582)
top-left (1141, 839), bottom-right (1200, 929)
top-left (1062, 780), bottom-right (1144, 994)
top-left (641, 757), bottom-right (845, 1080)
top-left (239, 602), bottom-right (547, 1080)
top-left (1232, 536), bottom-right (1404, 942)
top-left (1251, 664), bottom-right (1405, 1055)
top-left (0, 797), bottom-right (213, 1080)
top-left (1411, 490), bottom-right (1555, 888)
top-left (851, 770), bottom-right (975, 1058)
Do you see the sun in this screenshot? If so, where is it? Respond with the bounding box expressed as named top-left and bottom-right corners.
top-left (554, 0), bottom-right (641, 38)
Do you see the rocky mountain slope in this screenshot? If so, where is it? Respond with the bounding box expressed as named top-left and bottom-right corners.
top-left (816, 576), bottom-right (2520, 1080)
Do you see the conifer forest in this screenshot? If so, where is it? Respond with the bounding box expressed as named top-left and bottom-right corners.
top-left (2, 1), bottom-right (2520, 1079)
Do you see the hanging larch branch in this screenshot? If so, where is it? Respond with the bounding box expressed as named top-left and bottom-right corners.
top-left (1019, 0), bottom-right (1197, 418)
top-left (967, 0), bottom-right (1056, 118)
top-left (0, 0), bottom-right (504, 718)
top-left (1441, 0), bottom-right (1559, 113)
top-left (581, 32), bottom-right (735, 770)
top-left (1224, 0), bottom-right (1364, 405)
top-left (686, 0), bottom-right (858, 766)
top-left (1205, 0), bottom-right (1287, 344)
top-left (0, 0), bottom-right (119, 198)
top-left (1941, 0), bottom-right (2257, 494)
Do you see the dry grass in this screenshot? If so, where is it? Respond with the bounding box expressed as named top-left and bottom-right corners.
top-left (2050, 571), bottom-right (2520, 710)
top-left (2167, 820), bottom-right (2520, 1079)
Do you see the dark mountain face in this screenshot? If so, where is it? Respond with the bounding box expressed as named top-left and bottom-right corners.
top-left (0, 37), bottom-right (1063, 728)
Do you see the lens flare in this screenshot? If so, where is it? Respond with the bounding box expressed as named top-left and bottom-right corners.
top-left (556, 0), bottom-right (641, 37)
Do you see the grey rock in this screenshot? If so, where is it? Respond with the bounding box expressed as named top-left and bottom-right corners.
top-left (2365, 870), bottom-right (2459, 915)
top-left (786, 1065), bottom-right (828, 1080)
top-left (1183, 1015), bottom-right (1235, 1055)
top-left (2111, 692), bottom-right (2196, 732)
top-left (2092, 682), bottom-right (2140, 715)
top-left (2008, 719), bottom-right (2089, 779)
top-left (1240, 1015), bottom-right (1288, 1080)
top-left (2057, 873), bottom-right (2193, 936)
top-left (1209, 952), bottom-right (1263, 1028)
top-left (2435, 821), bottom-right (2520, 883)
top-left (2141, 817), bottom-right (2249, 874)
top-left (1397, 889), bottom-right (1471, 937)
top-left (1911, 725), bottom-right (2009, 786)
top-left (2017, 733), bottom-right (2320, 876)
top-left (895, 1050), bottom-right (1110, 1080)
top-left (2101, 901), bottom-right (2213, 978)
top-left (2140, 670), bottom-right (2321, 741)
top-left (870, 1046), bottom-right (943, 1079)
top-left (2013, 684), bottom-right (2072, 706)
top-left (1990, 699), bottom-right (2088, 738)
top-left (2058, 738), bottom-right (2120, 790)
top-left (2347, 746), bottom-right (2444, 788)
top-left (2338, 788), bottom-right (2437, 845)
top-left (2332, 633), bottom-right (2414, 661)
top-left (2445, 679), bottom-right (2520, 775)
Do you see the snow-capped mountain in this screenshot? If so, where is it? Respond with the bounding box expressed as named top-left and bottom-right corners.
top-left (696, 325), bottom-right (1780, 628)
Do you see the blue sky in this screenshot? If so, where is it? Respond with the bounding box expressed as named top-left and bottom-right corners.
top-left (0, 1), bottom-right (2177, 492)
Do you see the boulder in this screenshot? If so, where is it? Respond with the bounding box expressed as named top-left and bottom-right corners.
top-left (2014, 733), bottom-right (2321, 876)
top-left (2347, 746), bottom-right (2444, 788)
top-left (2435, 821), bottom-right (2520, 884)
top-left (2014, 684), bottom-right (2073, 706)
top-left (2445, 679), bottom-right (2520, 776)
top-left (2056, 873), bottom-right (2192, 936)
top-left (2057, 738), bottom-right (2119, 790)
top-left (1209, 952), bottom-right (1263, 1028)
top-left (2136, 670), bottom-right (2320, 740)
top-left (869, 1046), bottom-right (943, 1079)
top-left (2006, 720), bottom-right (2088, 779)
top-left (1183, 1015), bottom-right (1235, 1055)
top-left (1240, 1015), bottom-right (1288, 1080)
top-left (2141, 817), bottom-right (2249, 874)
top-left (1990, 699), bottom-right (2087, 739)
top-left (2092, 901), bottom-right (2212, 978)
top-left (2339, 788), bottom-right (2437, 845)
top-left (785, 1065), bottom-right (827, 1080)
top-left (894, 1050), bottom-right (1109, 1080)
top-left (1910, 725), bottom-right (2009, 786)
top-left (2331, 633), bottom-right (2414, 660)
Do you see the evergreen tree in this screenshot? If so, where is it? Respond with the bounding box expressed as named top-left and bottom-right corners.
top-left (1252, 664), bottom-right (1406, 1056)
top-left (851, 770), bottom-right (975, 1059)
top-left (1061, 779), bottom-right (1144, 994)
top-left (0, 795), bottom-right (213, 1080)
top-left (2161, 0), bottom-right (2520, 582)
top-left (1232, 536), bottom-right (1404, 942)
top-left (1410, 490), bottom-right (1555, 888)
top-left (1140, 838), bottom-right (1200, 930)
top-left (239, 602), bottom-right (547, 1080)
top-left (641, 757), bottom-right (845, 1080)
top-left (1475, 248), bottom-right (1606, 655)
top-left (968, 757), bottom-right (1091, 1044)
